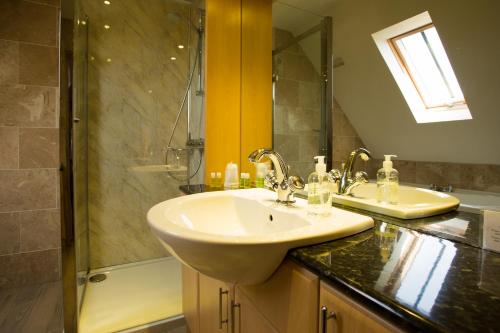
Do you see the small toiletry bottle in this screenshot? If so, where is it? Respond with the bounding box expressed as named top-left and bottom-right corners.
top-left (210, 172), bottom-right (217, 189)
top-left (255, 163), bottom-right (268, 188)
top-left (224, 162), bottom-right (239, 189)
top-left (239, 173), bottom-right (251, 189)
top-left (216, 172), bottom-right (222, 189)
top-left (307, 156), bottom-right (332, 216)
top-left (377, 155), bottom-right (399, 204)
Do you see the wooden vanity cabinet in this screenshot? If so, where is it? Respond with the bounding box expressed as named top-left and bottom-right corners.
top-left (182, 262), bottom-right (404, 333)
top-left (182, 265), bottom-right (200, 333)
top-left (319, 281), bottom-right (402, 333)
top-left (236, 260), bottom-right (319, 333)
top-left (199, 274), bottom-right (234, 333)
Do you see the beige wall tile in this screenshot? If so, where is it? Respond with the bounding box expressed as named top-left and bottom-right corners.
top-left (0, 213), bottom-right (20, 255)
top-left (0, 40), bottom-right (19, 84)
top-left (0, 249), bottom-right (60, 288)
top-left (19, 44), bottom-right (58, 87)
top-left (461, 164), bottom-right (500, 193)
top-left (393, 160), bottom-right (417, 184)
top-left (0, 0), bottom-right (58, 46)
top-left (0, 85), bottom-right (57, 127)
top-left (274, 134), bottom-right (300, 162)
top-left (0, 127), bottom-right (19, 169)
top-left (19, 128), bottom-right (59, 168)
top-left (19, 209), bottom-right (60, 252)
top-left (0, 169), bottom-right (57, 212)
top-left (275, 79), bottom-right (299, 107)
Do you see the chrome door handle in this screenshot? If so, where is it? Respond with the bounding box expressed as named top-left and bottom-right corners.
top-left (231, 300), bottom-right (241, 333)
top-left (219, 288), bottom-right (229, 329)
top-left (321, 305), bottom-right (337, 333)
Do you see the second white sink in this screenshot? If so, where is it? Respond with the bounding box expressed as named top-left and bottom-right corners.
top-left (148, 188), bottom-right (373, 285)
top-left (332, 183), bottom-right (460, 219)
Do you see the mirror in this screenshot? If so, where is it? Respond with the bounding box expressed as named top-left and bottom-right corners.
top-left (273, 0), bottom-right (500, 193)
top-left (272, 2), bottom-right (332, 181)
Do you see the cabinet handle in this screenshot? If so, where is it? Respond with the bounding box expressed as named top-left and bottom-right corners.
top-left (321, 305), bottom-right (337, 333)
top-left (219, 288), bottom-right (229, 328)
top-left (231, 301), bottom-right (241, 333)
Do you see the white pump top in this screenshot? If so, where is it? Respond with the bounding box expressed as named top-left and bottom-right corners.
top-left (382, 155), bottom-right (397, 171)
top-left (314, 156), bottom-right (327, 175)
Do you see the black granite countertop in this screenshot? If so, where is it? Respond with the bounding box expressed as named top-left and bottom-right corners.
top-left (179, 185), bottom-right (500, 332)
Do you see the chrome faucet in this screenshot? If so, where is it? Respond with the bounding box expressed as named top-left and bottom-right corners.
top-left (329, 148), bottom-right (372, 195)
top-left (248, 148), bottom-right (305, 204)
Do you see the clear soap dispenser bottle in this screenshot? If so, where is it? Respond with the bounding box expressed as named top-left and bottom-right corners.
top-left (377, 155), bottom-right (399, 204)
top-left (308, 156), bottom-right (332, 216)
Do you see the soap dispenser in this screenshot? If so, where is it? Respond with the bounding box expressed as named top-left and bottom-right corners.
top-left (377, 155), bottom-right (399, 204)
top-left (307, 156), bottom-right (332, 216)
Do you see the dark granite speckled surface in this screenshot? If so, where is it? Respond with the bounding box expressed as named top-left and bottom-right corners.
top-left (180, 185), bottom-right (500, 332)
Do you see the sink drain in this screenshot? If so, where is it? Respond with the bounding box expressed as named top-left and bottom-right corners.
top-left (89, 273), bottom-right (107, 283)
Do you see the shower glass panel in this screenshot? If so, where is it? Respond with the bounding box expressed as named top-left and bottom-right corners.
top-left (71, 0), bottom-right (205, 331)
top-left (272, 3), bottom-right (332, 180)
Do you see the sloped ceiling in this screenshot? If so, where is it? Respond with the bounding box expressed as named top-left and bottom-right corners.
top-left (326, 0), bottom-right (500, 164)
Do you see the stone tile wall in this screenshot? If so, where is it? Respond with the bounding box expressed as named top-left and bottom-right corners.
top-left (0, 0), bottom-right (61, 288)
top-left (273, 28), bottom-right (321, 180)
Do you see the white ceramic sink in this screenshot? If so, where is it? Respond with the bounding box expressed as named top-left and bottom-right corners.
top-left (147, 188), bottom-right (373, 285)
top-left (331, 183), bottom-right (460, 219)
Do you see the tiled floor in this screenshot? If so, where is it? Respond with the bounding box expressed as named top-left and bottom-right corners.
top-left (0, 281), bottom-right (63, 333)
top-left (79, 257), bottom-right (183, 333)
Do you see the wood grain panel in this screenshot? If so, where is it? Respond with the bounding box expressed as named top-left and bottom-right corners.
top-left (319, 281), bottom-right (403, 333)
top-left (182, 265), bottom-right (200, 333)
top-left (205, 0), bottom-right (242, 184)
top-left (240, 0), bottom-right (273, 177)
top-left (238, 260), bottom-right (319, 333)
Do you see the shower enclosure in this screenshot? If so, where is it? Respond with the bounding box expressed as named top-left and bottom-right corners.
top-left (67, 0), bottom-right (205, 331)
top-left (272, 3), bottom-right (332, 180)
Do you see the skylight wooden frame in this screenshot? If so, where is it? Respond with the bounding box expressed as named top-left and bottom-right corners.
top-left (389, 23), bottom-right (467, 110)
top-left (372, 11), bottom-right (472, 123)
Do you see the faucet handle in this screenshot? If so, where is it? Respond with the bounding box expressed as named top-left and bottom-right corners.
top-left (328, 169), bottom-right (341, 182)
top-left (265, 171), bottom-right (279, 190)
top-left (354, 171), bottom-right (369, 184)
top-left (288, 175), bottom-right (305, 191)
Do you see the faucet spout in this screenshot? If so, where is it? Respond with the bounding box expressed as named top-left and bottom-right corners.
top-left (248, 148), bottom-right (303, 204)
top-left (248, 148), bottom-right (288, 184)
top-left (331, 148), bottom-right (372, 195)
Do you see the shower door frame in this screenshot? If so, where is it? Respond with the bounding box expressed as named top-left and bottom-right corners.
top-left (272, 16), bottom-right (333, 170)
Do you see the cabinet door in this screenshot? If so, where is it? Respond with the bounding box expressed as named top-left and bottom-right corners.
top-left (182, 265), bottom-right (200, 333)
top-left (234, 288), bottom-right (278, 333)
top-left (238, 260), bottom-right (319, 333)
top-left (199, 274), bottom-right (233, 333)
top-left (319, 282), bottom-right (402, 333)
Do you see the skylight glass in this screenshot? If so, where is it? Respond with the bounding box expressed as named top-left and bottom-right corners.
top-left (391, 25), bottom-right (465, 109)
top-left (371, 11), bottom-right (472, 123)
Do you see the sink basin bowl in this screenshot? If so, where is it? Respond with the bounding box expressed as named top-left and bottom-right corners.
top-left (147, 188), bottom-right (373, 285)
top-left (332, 183), bottom-right (460, 219)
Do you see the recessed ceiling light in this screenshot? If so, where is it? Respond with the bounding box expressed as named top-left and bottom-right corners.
top-left (170, 57), bottom-right (177, 61)
top-left (81, 20), bottom-right (87, 25)
top-left (177, 45), bottom-right (184, 49)
top-left (104, 0), bottom-right (111, 5)
top-left (104, 24), bottom-right (110, 29)
top-left (106, 58), bottom-right (112, 63)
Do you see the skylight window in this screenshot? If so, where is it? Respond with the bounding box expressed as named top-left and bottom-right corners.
top-left (372, 12), bottom-right (472, 123)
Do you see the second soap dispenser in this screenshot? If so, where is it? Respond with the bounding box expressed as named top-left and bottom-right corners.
top-left (377, 155), bottom-right (399, 204)
top-left (308, 156), bottom-right (332, 216)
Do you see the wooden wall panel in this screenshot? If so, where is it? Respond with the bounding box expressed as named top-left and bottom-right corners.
top-left (205, 0), bottom-right (242, 183)
top-left (240, 0), bottom-right (273, 177)
top-left (205, 0), bottom-right (272, 182)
